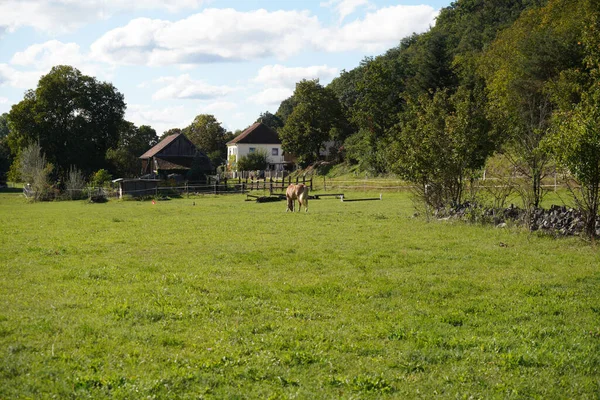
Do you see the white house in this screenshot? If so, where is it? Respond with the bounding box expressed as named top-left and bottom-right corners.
top-left (226, 122), bottom-right (294, 171)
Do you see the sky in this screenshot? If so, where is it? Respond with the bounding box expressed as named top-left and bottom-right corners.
top-left (0, 0), bottom-right (451, 134)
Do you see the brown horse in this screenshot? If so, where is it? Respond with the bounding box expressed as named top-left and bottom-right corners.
top-left (286, 184), bottom-right (309, 212)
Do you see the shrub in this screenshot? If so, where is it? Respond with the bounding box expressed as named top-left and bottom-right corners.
top-left (91, 169), bottom-right (112, 187)
top-left (65, 166), bottom-right (87, 200)
top-left (237, 150), bottom-right (268, 171)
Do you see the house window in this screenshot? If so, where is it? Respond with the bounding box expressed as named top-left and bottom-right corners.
top-left (249, 147), bottom-right (256, 153)
top-left (272, 148), bottom-right (278, 156)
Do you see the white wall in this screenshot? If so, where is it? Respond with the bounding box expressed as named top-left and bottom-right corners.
top-left (227, 143), bottom-right (284, 169)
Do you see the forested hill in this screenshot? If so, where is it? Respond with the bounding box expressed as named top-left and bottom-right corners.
top-left (272, 0), bottom-right (600, 235)
top-left (276, 0), bottom-right (554, 173)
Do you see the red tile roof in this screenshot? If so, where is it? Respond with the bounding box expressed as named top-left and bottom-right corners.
top-left (227, 122), bottom-right (281, 145)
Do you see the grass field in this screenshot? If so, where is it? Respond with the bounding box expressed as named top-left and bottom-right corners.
top-left (0, 191), bottom-right (599, 399)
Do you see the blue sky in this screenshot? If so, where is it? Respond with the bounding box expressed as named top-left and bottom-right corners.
top-left (0, 0), bottom-right (451, 134)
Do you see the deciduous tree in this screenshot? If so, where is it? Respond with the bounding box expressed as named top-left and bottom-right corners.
top-left (184, 114), bottom-right (227, 166)
top-left (7, 65), bottom-right (126, 177)
top-left (279, 79), bottom-right (348, 166)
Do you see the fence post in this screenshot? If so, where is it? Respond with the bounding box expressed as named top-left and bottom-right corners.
top-left (324, 176), bottom-right (326, 192)
top-left (214, 181), bottom-right (218, 194)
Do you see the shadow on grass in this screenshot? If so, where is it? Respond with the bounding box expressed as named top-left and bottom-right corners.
top-left (0, 188), bottom-right (23, 193)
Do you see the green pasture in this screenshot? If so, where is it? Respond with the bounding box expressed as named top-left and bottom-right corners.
top-left (0, 192), bottom-right (599, 399)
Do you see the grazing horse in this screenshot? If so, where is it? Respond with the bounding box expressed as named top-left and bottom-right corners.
top-left (286, 184), bottom-right (309, 212)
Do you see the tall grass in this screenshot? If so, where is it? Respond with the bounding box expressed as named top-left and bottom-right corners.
top-left (0, 192), bottom-right (598, 398)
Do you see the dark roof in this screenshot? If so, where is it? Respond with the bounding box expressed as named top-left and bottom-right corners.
top-left (227, 122), bottom-right (281, 145)
top-left (139, 133), bottom-right (181, 159)
top-left (154, 156), bottom-right (211, 171)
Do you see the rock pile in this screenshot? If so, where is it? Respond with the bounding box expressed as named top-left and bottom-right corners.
top-left (436, 202), bottom-right (600, 236)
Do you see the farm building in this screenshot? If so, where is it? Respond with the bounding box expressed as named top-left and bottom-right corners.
top-left (226, 123), bottom-right (340, 173)
top-left (112, 178), bottom-right (160, 199)
top-left (139, 133), bottom-right (213, 179)
top-left (226, 122), bottom-right (295, 172)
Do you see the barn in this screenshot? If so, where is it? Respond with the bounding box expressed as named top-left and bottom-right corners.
top-left (139, 133), bottom-right (213, 179)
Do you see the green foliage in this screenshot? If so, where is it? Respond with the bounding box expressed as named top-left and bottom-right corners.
top-left (0, 192), bottom-right (599, 398)
top-left (237, 149), bottom-right (268, 171)
top-left (480, 0), bottom-right (587, 208)
top-left (388, 87), bottom-right (493, 207)
top-left (546, 4), bottom-right (600, 236)
top-left (186, 155), bottom-right (210, 182)
top-left (159, 128), bottom-right (182, 141)
top-left (184, 114), bottom-right (228, 166)
top-left (65, 166), bottom-right (87, 200)
top-left (275, 95), bottom-right (298, 126)
top-left (18, 142), bottom-right (54, 201)
top-left (0, 113), bottom-right (11, 182)
top-left (255, 111), bottom-right (284, 131)
top-left (91, 169), bottom-right (112, 187)
top-left (106, 122), bottom-right (158, 178)
top-left (7, 65), bottom-right (126, 177)
top-left (549, 90), bottom-right (600, 237)
top-left (279, 79), bottom-right (348, 166)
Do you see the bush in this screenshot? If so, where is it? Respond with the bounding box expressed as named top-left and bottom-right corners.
top-left (65, 166), bottom-right (87, 200)
top-left (237, 150), bottom-right (268, 171)
top-left (91, 169), bottom-right (112, 187)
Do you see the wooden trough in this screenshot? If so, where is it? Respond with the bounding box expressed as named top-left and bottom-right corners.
top-left (246, 194), bottom-right (285, 202)
top-left (340, 194), bottom-right (382, 202)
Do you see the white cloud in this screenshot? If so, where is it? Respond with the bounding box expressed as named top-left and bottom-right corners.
top-left (248, 87), bottom-right (293, 106)
top-left (11, 40), bottom-right (83, 69)
top-left (0, 64), bottom-right (44, 89)
top-left (254, 64), bottom-right (338, 89)
top-left (0, 0), bottom-right (208, 34)
top-left (317, 5), bottom-right (438, 53)
top-left (321, 0), bottom-right (372, 23)
top-left (201, 102), bottom-right (237, 113)
top-left (152, 74), bottom-right (235, 100)
top-left (91, 9), bottom-right (319, 66)
top-left (126, 104), bottom-right (195, 134)
top-left (90, 6), bottom-right (436, 67)
top-left (5, 40), bottom-right (115, 91)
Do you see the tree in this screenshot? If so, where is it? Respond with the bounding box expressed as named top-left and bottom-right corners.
top-left (550, 90), bottom-right (600, 237)
top-left (279, 79), bottom-right (348, 166)
top-left (387, 87), bottom-right (493, 208)
top-left (91, 169), bottom-right (112, 187)
top-left (65, 166), bottom-right (87, 200)
top-left (106, 122), bottom-right (158, 177)
top-left (480, 0), bottom-right (585, 208)
top-left (275, 95), bottom-right (298, 126)
top-left (160, 128), bottom-right (182, 141)
top-left (18, 142), bottom-right (54, 201)
top-left (0, 113), bottom-right (12, 182)
top-left (256, 111), bottom-right (284, 131)
top-left (184, 114), bottom-right (227, 167)
top-left (237, 150), bottom-right (268, 171)
top-left (7, 65), bottom-right (126, 177)
top-left (547, 1), bottom-right (600, 237)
